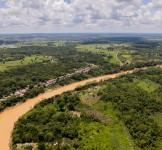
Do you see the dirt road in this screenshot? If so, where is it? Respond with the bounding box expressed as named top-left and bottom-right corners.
top-left (0, 65), bottom-right (161, 150)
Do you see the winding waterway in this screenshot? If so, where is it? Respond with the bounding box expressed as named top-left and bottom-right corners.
top-left (0, 66), bottom-right (161, 150)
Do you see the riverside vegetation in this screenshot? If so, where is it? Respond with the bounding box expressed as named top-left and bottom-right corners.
top-left (1, 36), bottom-right (162, 112)
top-left (12, 67), bottom-right (162, 150)
top-left (0, 34), bottom-right (162, 150)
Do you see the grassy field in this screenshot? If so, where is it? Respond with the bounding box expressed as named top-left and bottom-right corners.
top-left (78, 122), bottom-right (133, 150)
top-left (135, 79), bottom-right (161, 93)
top-left (91, 101), bottom-right (118, 121)
top-left (151, 113), bottom-right (162, 150)
top-left (76, 43), bottom-right (162, 66)
top-left (77, 86), bottom-right (135, 150)
top-left (76, 44), bottom-right (115, 54)
top-left (122, 54), bottom-right (132, 59)
top-left (76, 44), bottom-right (123, 65)
top-left (0, 55), bottom-right (51, 71)
top-left (76, 44), bottom-right (139, 66)
top-left (77, 100), bottom-right (135, 150)
top-left (151, 113), bottom-right (162, 127)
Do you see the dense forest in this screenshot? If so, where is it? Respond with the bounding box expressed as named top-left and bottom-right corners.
top-left (12, 92), bottom-right (100, 150)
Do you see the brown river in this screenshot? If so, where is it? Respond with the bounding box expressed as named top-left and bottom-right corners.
top-left (0, 66), bottom-right (161, 150)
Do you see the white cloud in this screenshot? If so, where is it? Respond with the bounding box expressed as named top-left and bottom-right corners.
top-left (0, 0), bottom-right (161, 33)
top-left (152, 0), bottom-right (162, 8)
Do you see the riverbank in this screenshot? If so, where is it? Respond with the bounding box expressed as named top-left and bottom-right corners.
top-left (0, 65), bottom-right (162, 150)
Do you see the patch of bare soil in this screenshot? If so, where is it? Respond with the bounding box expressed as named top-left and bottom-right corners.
top-left (16, 143), bottom-right (37, 150)
top-left (82, 108), bottom-right (114, 123)
top-left (70, 111), bottom-right (81, 117)
top-left (81, 95), bottom-right (101, 105)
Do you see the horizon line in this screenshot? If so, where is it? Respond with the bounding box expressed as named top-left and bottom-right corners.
top-left (0, 32), bottom-right (162, 35)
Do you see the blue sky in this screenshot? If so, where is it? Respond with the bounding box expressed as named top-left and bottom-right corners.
top-left (0, 1), bottom-right (6, 8)
top-left (64, 0), bottom-right (72, 4)
top-left (143, 0), bottom-right (150, 4)
top-left (0, 0), bottom-right (162, 33)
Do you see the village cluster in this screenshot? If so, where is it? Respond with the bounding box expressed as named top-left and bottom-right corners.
top-left (0, 64), bottom-right (95, 102)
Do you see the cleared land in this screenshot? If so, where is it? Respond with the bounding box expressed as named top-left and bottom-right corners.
top-left (0, 55), bottom-right (51, 71)
top-left (151, 113), bottom-right (162, 150)
top-left (78, 87), bottom-right (134, 150)
top-left (136, 79), bottom-right (161, 93)
top-left (151, 113), bottom-right (162, 127)
top-left (76, 44), bottom-right (124, 65)
top-left (76, 43), bottom-right (162, 66)
top-left (78, 122), bottom-right (132, 150)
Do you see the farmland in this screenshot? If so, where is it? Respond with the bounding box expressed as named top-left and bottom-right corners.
top-left (76, 44), bottom-right (125, 65)
top-left (0, 55), bottom-right (51, 71)
top-left (76, 41), bottom-right (162, 67)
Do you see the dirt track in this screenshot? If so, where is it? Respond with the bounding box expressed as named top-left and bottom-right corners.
top-left (0, 65), bottom-right (161, 150)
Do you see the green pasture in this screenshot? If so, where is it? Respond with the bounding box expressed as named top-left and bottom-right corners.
top-left (135, 79), bottom-right (161, 93)
top-left (122, 54), bottom-right (132, 59)
top-left (78, 122), bottom-right (133, 150)
top-left (151, 113), bottom-right (162, 150)
top-left (76, 44), bottom-right (123, 65)
top-left (151, 113), bottom-right (162, 127)
top-left (0, 55), bottom-right (51, 71)
top-left (91, 101), bottom-right (118, 120)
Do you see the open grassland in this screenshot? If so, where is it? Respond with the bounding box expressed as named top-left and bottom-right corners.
top-left (151, 113), bottom-right (162, 127)
top-left (0, 55), bottom-right (51, 71)
top-left (91, 101), bottom-right (118, 121)
top-left (15, 41), bottom-right (66, 47)
top-left (76, 44), bottom-right (142, 66)
top-left (76, 44), bottom-right (116, 54)
top-left (151, 113), bottom-right (162, 150)
top-left (76, 42), bottom-right (162, 66)
top-left (76, 44), bottom-right (124, 65)
top-left (76, 43), bottom-right (131, 50)
top-left (78, 122), bottom-right (133, 150)
top-left (135, 79), bottom-right (161, 93)
top-left (122, 54), bottom-right (132, 59)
